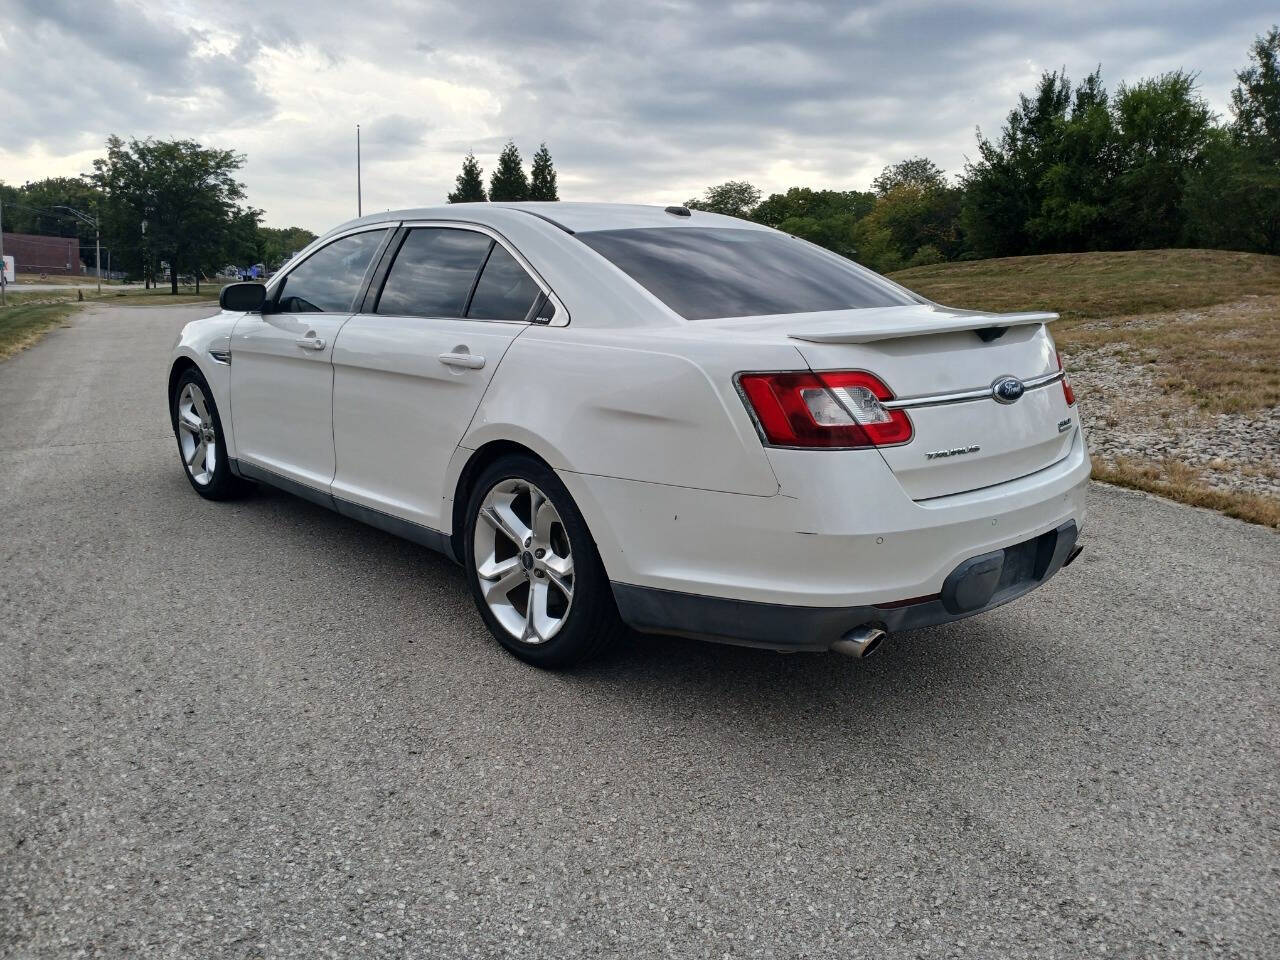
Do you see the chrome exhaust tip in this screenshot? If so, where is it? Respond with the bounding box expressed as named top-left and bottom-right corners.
top-left (830, 626), bottom-right (887, 659)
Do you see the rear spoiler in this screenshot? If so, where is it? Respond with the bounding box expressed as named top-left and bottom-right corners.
top-left (788, 310), bottom-right (1058, 345)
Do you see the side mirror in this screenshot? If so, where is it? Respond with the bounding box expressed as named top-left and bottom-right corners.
top-left (219, 282), bottom-right (267, 313)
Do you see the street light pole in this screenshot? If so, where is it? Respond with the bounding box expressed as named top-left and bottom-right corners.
top-left (357, 123), bottom-right (362, 217)
top-left (53, 205), bottom-right (101, 294)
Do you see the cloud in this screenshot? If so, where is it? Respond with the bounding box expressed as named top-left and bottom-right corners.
top-left (1, 0), bottom-right (1274, 231)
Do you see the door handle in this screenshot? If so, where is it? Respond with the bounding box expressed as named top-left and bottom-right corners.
top-left (438, 352), bottom-right (486, 369)
top-left (295, 336), bottom-right (326, 351)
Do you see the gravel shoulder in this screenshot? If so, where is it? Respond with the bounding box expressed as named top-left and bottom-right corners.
top-left (2, 305), bottom-right (1278, 958)
top-left (1070, 296), bottom-right (1280, 504)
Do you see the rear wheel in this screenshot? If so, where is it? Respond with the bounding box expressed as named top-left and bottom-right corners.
top-left (170, 366), bottom-right (249, 500)
top-left (464, 455), bottom-right (624, 667)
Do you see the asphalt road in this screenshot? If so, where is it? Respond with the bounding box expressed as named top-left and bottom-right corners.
top-left (2, 304), bottom-right (1278, 959)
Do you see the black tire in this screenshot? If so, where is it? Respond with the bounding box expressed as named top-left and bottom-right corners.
top-left (463, 454), bottom-right (625, 668)
top-left (169, 366), bottom-right (250, 501)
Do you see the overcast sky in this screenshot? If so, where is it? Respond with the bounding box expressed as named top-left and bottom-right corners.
top-left (1, 0), bottom-right (1273, 232)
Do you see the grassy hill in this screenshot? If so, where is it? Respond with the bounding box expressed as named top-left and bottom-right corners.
top-left (889, 249), bottom-right (1280, 322)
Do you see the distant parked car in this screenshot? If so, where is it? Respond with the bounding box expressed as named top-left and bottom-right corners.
top-left (168, 203), bottom-right (1089, 667)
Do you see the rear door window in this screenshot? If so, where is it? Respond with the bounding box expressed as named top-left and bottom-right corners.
top-left (376, 228), bottom-right (492, 318)
top-left (275, 229), bottom-right (387, 313)
top-left (577, 227), bottom-right (920, 320)
top-left (467, 244), bottom-right (541, 322)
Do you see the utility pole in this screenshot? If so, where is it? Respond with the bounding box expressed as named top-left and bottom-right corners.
top-left (357, 123), bottom-right (363, 217)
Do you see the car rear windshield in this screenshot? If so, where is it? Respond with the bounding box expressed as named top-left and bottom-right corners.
top-left (576, 227), bottom-right (920, 320)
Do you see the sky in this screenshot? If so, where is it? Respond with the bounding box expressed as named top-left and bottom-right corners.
top-left (0, 0), bottom-right (1274, 233)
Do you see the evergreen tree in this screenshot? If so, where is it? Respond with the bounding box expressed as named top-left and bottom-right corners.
top-left (488, 142), bottom-right (529, 201)
top-left (529, 143), bottom-right (559, 200)
top-left (447, 152), bottom-right (487, 203)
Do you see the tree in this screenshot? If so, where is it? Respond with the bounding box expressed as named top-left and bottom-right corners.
top-left (1, 177), bottom-right (105, 268)
top-left (871, 157), bottom-right (947, 196)
top-left (256, 225), bottom-right (318, 270)
top-left (1231, 25), bottom-right (1280, 157)
top-left (749, 188), bottom-right (874, 258)
top-left (961, 70), bottom-right (1074, 258)
top-left (1030, 68), bottom-right (1120, 251)
top-left (685, 180), bottom-right (761, 218)
top-left (853, 180), bottom-right (964, 273)
top-left (1186, 27), bottom-right (1280, 253)
top-left (88, 136), bottom-right (250, 292)
top-left (1108, 71), bottom-right (1215, 248)
top-left (529, 143), bottom-right (559, 201)
top-left (488, 142), bottom-right (529, 202)
top-left (448, 151), bottom-right (487, 203)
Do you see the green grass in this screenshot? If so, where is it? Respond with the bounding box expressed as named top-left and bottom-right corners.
top-left (0, 302), bottom-right (80, 360)
top-left (100, 286), bottom-right (219, 306)
top-left (889, 249), bottom-right (1280, 321)
top-left (0, 283), bottom-right (220, 361)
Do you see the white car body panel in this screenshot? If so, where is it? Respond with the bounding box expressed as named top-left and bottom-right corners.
top-left (229, 309), bottom-right (349, 490)
top-left (168, 202), bottom-right (1091, 651)
top-left (331, 313), bottom-right (525, 530)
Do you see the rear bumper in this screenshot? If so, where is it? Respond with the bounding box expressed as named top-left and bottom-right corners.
top-left (559, 428), bottom-right (1090, 609)
top-left (612, 521), bottom-right (1081, 650)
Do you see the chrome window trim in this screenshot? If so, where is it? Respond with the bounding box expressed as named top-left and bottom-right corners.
top-left (882, 370), bottom-right (1064, 411)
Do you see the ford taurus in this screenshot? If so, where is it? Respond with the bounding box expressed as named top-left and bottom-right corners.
top-left (169, 203), bottom-right (1089, 666)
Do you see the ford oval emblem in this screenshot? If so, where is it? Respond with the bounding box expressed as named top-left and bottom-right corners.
top-left (992, 376), bottom-right (1025, 404)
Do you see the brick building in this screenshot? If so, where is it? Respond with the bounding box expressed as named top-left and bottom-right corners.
top-left (0, 232), bottom-right (80, 275)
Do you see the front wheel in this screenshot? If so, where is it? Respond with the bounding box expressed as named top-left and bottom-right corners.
top-left (464, 455), bottom-right (625, 667)
top-left (170, 367), bottom-right (249, 500)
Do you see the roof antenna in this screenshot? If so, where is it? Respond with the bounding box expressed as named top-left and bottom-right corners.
top-left (664, 205), bottom-right (691, 217)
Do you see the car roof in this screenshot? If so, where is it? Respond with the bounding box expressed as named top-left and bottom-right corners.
top-left (324, 202), bottom-right (767, 239)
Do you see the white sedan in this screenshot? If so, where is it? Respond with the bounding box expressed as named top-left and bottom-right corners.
top-left (170, 202), bottom-right (1089, 666)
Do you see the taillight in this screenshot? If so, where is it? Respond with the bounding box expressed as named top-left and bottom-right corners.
top-left (1056, 351), bottom-right (1076, 406)
top-left (736, 371), bottom-right (913, 448)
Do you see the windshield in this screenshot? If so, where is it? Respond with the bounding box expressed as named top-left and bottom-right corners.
top-left (577, 227), bottom-right (920, 320)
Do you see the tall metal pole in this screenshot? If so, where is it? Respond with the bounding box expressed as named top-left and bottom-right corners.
top-left (357, 124), bottom-right (362, 217)
top-left (95, 223), bottom-right (101, 295)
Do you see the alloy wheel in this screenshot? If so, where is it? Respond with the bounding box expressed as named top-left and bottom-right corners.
top-left (473, 478), bottom-right (574, 644)
top-left (175, 382), bottom-right (218, 486)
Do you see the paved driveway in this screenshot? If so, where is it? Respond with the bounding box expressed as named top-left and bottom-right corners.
top-left (2, 304), bottom-right (1277, 958)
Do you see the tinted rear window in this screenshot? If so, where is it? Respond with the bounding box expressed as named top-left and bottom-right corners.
top-left (577, 227), bottom-right (919, 320)
top-left (377, 228), bottom-right (492, 318)
top-left (468, 244), bottom-right (541, 322)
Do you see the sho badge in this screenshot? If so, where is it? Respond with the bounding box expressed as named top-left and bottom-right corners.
top-left (926, 444), bottom-right (980, 460)
top-left (1058, 417), bottom-right (1073, 433)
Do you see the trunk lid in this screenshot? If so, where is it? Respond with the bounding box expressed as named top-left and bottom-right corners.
top-left (709, 304), bottom-right (1077, 500)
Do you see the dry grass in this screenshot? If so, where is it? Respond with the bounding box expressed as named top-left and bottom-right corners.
top-left (1055, 296), bottom-right (1280, 415)
top-left (0, 302), bottom-right (80, 361)
top-left (890, 248), bottom-right (1280, 321)
top-left (1092, 458), bottom-right (1280, 529)
top-left (11, 274), bottom-right (125, 287)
